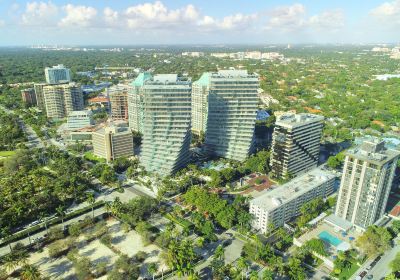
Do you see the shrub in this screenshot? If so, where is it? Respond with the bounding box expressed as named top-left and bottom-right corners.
top-left (48, 240), bottom-right (70, 258)
top-left (134, 251), bottom-right (147, 262)
top-left (48, 227), bottom-right (64, 241)
top-left (255, 178), bottom-right (264, 185)
top-left (95, 261), bottom-right (108, 277)
top-left (100, 234), bottom-right (112, 246)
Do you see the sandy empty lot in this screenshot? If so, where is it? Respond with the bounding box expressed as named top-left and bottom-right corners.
top-left (25, 218), bottom-right (168, 279)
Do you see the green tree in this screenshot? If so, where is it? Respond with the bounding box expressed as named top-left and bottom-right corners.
top-left (147, 262), bottom-right (158, 280)
top-left (20, 264), bottom-right (42, 280)
top-left (286, 257), bottom-right (306, 280)
top-left (56, 205), bottom-right (66, 229)
top-left (390, 252), bottom-right (400, 274)
top-left (262, 269), bottom-right (274, 280)
top-left (236, 257), bottom-right (248, 280)
top-left (356, 225), bottom-right (392, 257)
top-left (214, 245), bottom-right (225, 261)
top-left (86, 192), bottom-right (96, 218)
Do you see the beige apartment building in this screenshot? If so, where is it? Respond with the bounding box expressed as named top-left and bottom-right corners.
top-left (43, 82), bottom-right (84, 119)
top-left (92, 126), bottom-right (134, 162)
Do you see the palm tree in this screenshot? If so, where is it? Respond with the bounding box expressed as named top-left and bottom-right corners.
top-left (20, 264), bottom-right (42, 280)
top-left (39, 212), bottom-right (49, 235)
top-left (214, 244), bottom-right (225, 261)
top-left (187, 272), bottom-right (201, 280)
top-left (147, 262), bottom-right (158, 280)
top-left (249, 270), bottom-right (258, 280)
top-left (3, 255), bottom-right (18, 274)
top-left (86, 193), bottom-right (96, 218)
top-left (1, 226), bottom-right (12, 252)
top-left (236, 257), bottom-right (248, 280)
top-left (56, 205), bottom-right (66, 229)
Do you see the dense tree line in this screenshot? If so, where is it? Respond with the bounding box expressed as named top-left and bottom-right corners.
top-left (182, 187), bottom-right (252, 230)
top-left (0, 111), bottom-right (26, 150)
top-left (0, 147), bottom-right (91, 230)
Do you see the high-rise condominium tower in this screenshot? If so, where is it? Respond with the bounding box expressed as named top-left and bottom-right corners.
top-left (108, 85), bottom-right (129, 121)
top-left (270, 113), bottom-right (324, 179)
top-left (140, 74), bottom-right (192, 176)
top-left (45, 64), bottom-right (72, 84)
top-left (127, 72), bottom-right (152, 133)
top-left (194, 70), bottom-right (259, 161)
top-left (335, 138), bottom-right (400, 230)
top-left (43, 82), bottom-right (84, 119)
top-left (33, 83), bottom-right (47, 111)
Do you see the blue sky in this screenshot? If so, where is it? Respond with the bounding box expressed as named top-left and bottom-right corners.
top-left (0, 0), bottom-right (399, 45)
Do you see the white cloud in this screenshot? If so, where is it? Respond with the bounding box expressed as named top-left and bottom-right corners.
top-left (0, 20), bottom-right (5, 27)
top-left (264, 3), bottom-right (344, 32)
top-left (309, 10), bottom-right (345, 30)
top-left (199, 13), bottom-right (257, 30)
top-left (265, 3), bottom-right (306, 31)
top-left (21, 1), bottom-right (58, 26)
top-left (124, 1), bottom-right (200, 28)
top-left (104, 7), bottom-right (119, 26)
top-left (59, 4), bottom-right (97, 27)
top-left (370, 0), bottom-right (400, 24)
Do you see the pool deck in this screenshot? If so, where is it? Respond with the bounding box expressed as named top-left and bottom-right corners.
top-left (296, 222), bottom-right (361, 255)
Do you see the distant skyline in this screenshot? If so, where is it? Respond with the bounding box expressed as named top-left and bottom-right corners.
top-left (0, 0), bottom-right (399, 46)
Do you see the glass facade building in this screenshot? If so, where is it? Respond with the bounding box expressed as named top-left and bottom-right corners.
top-left (45, 64), bottom-right (72, 84)
top-left (199, 70), bottom-right (259, 161)
top-left (140, 74), bottom-right (192, 176)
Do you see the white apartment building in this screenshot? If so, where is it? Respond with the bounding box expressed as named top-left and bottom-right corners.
top-left (250, 168), bottom-right (336, 233)
top-left (335, 138), bottom-right (400, 230)
top-left (67, 110), bottom-right (94, 130)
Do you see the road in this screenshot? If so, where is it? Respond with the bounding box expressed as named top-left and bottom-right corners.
top-left (365, 236), bottom-right (400, 280)
top-left (0, 105), bottom-right (45, 149)
top-left (19, 120), bottom-right (45, 149)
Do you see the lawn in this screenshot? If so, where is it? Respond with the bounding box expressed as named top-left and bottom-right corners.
top-left (0, 150), bottom-right (16, 157)
top-left (335, 262), bottom-right (360, 280)
top-left (164, 213), bottom-right (193, 230)
top-left (84, 151), bottom-right (106, 163)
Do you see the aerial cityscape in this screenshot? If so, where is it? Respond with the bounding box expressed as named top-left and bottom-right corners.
top-left (1, 0), bottom-right (400, 280)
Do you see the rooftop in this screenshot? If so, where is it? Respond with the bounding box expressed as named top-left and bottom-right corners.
top-left (143, 73), bottom-right (191, 86)
top-left (67, 110), bottom-right (93, 117)
top-left (94, 125), bottom-right (130, 135)
top-left (251, 168), bottom-right (335, 211)
top-left (275, 113), bottom-right (324, 128)
top-left (132, 72), bottom-right (152, 87)
top-left (88, 96), bottom-right (109, 103)
top-left (347, 137), bottom-right (400, 165)
top-left (211, 69), bottom-right (258, 79)
top-left (46, 64), bottom-right (68, 70)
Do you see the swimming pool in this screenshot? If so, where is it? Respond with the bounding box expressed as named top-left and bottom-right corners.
top-left (318, 231), bottom-right (342, 247)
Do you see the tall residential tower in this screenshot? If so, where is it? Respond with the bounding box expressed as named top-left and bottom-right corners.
top-left (127, 72), bottom-right (152, 133)
top-left (194, 70), bottom-right (259, 161)
top-left (43, 82), bottom-right (84, 119)
top-left (335, 138), bottom-right (400, 230)
top-left (270, 113), bottom-right (324, 179)
top-left (140, 74), bottom-right (192, 176)
top-left (108, 84), bottom-right (129, 121)
top-left (45, 64), bottom-right (72, 84)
